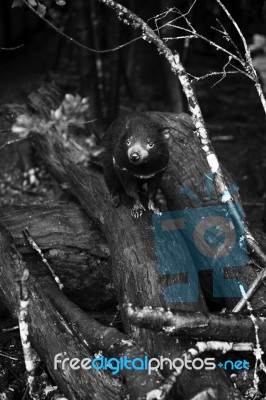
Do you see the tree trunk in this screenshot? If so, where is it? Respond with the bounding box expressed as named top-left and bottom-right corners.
top-left (1, 83), bottom-right (256, 398)
top-left (0, 203), bottom-right (116, 311)
top-left (147, 111), bottom-right (266, 312)
top-left (23, 86), bottom-right (246, 398)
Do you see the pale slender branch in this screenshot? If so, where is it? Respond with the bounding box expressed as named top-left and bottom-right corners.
top-left (215, 0), bottom-right (266, 117)
top-left (168, 6), bottom-right (245, 65)
top-left (149, 0), bottom-right (198, 29)
top-left (216, 0), bottom-right (249, 55)
top-left (188, 70), bottom-right (239, 83)
top-left (167, 22), bottom-right (244, 65)
top-left (23, 228), bottom-right (64, 290)
top-left (0, 351), bottom-right (20, 361)
top-left (211, 56), bottom-right (233, 87)
top-left (0, 44), bottom-right (24, 51)
top-left (0, 138), bottom-right (26, 151)
top-left (230, 62), bottom-right (253, 80)
top-left (148, 7), bottom-right (174, 25)
top-left (212, 18), bottom-right (243, 59)
top-left (164, 35), bottom-right (195, 41)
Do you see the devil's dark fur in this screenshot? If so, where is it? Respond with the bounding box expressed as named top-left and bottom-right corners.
top-left (102, 113), bottom-right (171, 218)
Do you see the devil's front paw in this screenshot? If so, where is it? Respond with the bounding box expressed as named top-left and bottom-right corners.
top-left (110, 193), bottom-right (120, 207)
top-left (131, 201), bottom-right (146, 218)
top-left (148, 199), bottom-right (160, 214)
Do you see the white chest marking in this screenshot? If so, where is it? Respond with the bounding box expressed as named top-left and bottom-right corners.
top-left (113, 157), bottom-right (165, 179)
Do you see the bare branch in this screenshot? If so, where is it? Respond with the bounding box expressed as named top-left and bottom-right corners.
top-left (23, 228), bottom-right (64, 290)
top-left (188, 70), bottom-right (239, 83)
top-left (230, 62), bottom-right (256, 81)
top-left (149, 0), bottom-right (198, 36)
top-left (167, 22), bottom-right (244, 65)
top-left (216, 0), bottom-right (249, 55)
top-left (21, 0), bottom-right (142, 54)
top-left (164, 35), bottom-right (195, 41)
top-left (0, 44), bottom-right (24, 51)
top-left (0, 138), bottom-right (27, 151)
top-left (211, 56), bottom-right (233, 87)
top-left (147, 7), bottom-right (174, 25)
top-left (212, 18), bottom-right (243, 59)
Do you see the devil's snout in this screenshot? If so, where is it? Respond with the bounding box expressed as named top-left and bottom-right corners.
top-left (128, 144), bottom-right (148, 164)
top-left (130, 152), bottom-right (140, 162)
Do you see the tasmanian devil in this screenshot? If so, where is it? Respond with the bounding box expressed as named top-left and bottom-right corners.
top-left (102, 113), bottom-right (171, 218)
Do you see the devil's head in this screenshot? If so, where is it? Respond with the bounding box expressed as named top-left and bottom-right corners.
top-left (114, 114), bottom-right (171, 173)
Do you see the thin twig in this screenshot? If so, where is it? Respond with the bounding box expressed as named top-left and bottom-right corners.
top-left (213, 18), bottom-right (243, 59)
top-left (167, 22), bottom-right (244, 65)
top-left (0, 351), bottom-right (20, 361)
top-left (0, 138), bottom-right (26, 151)
top-left (188, 70), bottom-right (238, 83)
top-left (21, 385), bottom-right (29, 400)
top-left (164, 35), bottom-right (195, 41)
top-left (0, 44), bottom-right (24, 51)
top-left (149, 0), bottom-right (198, 30)
top-left (215, 0), bottom-right (266, 116)
top-left (216, 0), bottom-right (249, 55)
top-left (21, 0), bottom-right (141, 54)
top-left (0, 326), bottom-right (19, 333)
top-left (23, 228), bottom-right (64, 290)
top-left (211, 56), bottom-right (233, 87)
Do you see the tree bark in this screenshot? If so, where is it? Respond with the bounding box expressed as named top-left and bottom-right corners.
top-left (2, 82), bottom-right (252, 398)
top-left (0, 222), bottom-right (122, 400)
top-left (25, 106), bottom-right (244, 399)
top-left (0, 203), bottom-right (115, 311)
top-left (126, 304), bottom-right (266, 346)
top-left (147, 111), bottom-right (266, 312)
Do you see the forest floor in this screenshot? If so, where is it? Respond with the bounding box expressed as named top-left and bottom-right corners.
top-left (0, 30), bottom-right (265, 399)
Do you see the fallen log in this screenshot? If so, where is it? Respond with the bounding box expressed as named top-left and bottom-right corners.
top-left (0, 220), bottom-right (174, 399)
top-left (39, 275), bottom-right (172, 400)
top-left (148, 111), bottom-right (266, 312)
top-left (125, 303), bottom-right (266, 346)
top-left (0, 203), bottom-right (115, 310)
top-left (17, 85), bottom-right (245, 400)
top-left (0, 221), bottom-right (123, 400)
top-left (0, 203), bottom-right (108, 256)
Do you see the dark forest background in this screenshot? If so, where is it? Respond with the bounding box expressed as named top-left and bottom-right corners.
top-left (0, 0), bottom-right (266, 225)
top-left (0, 0), bottom-right (265, 129)
top-left (0, 2), bottom-right (266, 399)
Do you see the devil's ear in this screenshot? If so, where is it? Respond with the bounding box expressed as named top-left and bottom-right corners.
top-left (161, 127), bottom-right (171, 139)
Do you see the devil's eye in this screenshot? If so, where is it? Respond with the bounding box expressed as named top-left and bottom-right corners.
top-left (126, 139), bottom-right (131, 146)
top-left (148, 141), bottom-right (154, 148)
